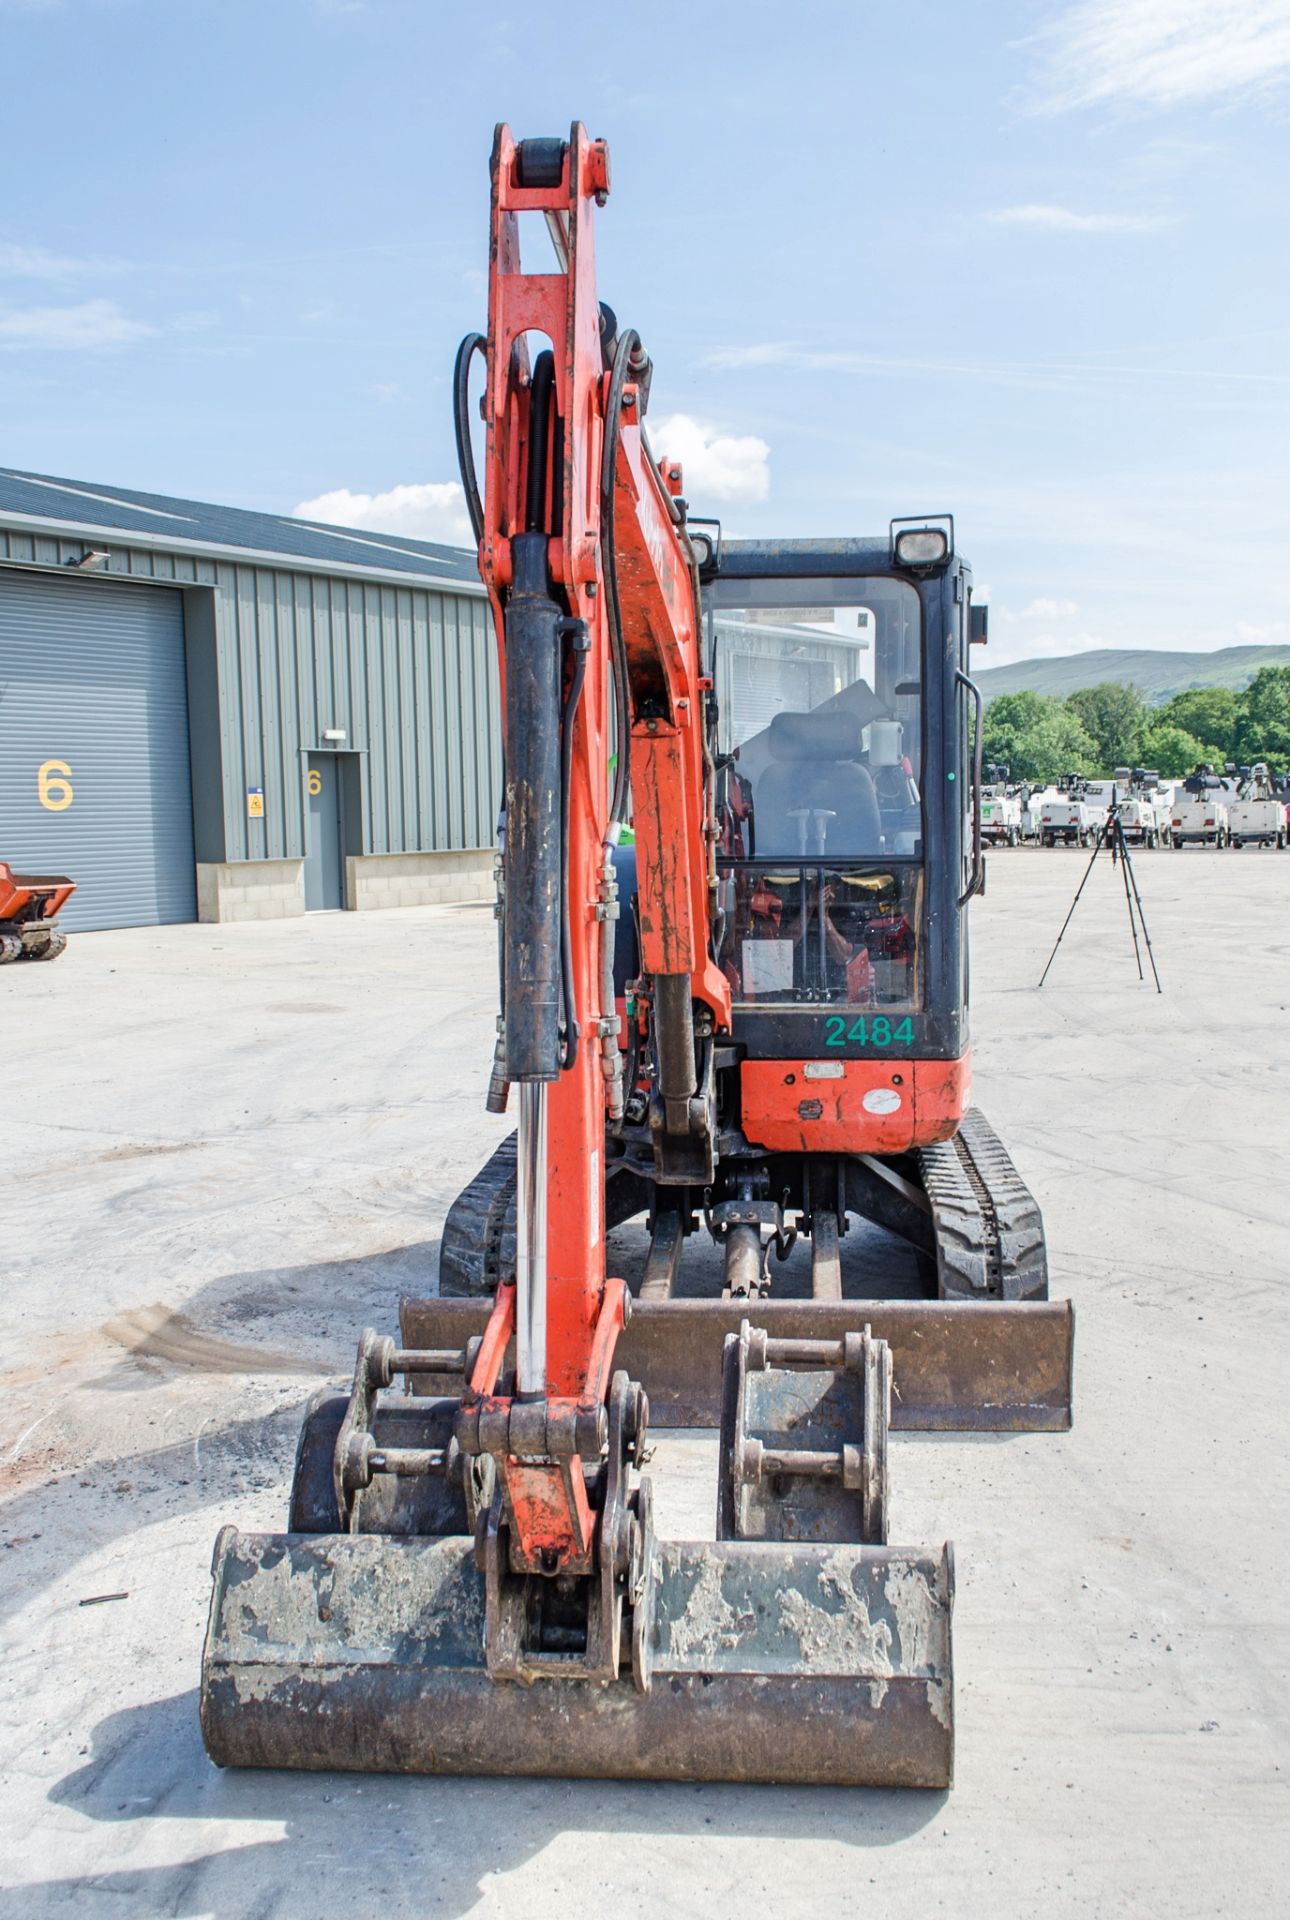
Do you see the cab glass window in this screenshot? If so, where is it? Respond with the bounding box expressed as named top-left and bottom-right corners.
top-left (711, 580), bottom-right (922, 860)
top-left (709, 578), bottom-right (922, 1009)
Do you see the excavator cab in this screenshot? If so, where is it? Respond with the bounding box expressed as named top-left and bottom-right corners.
top-left (710, 552), bottom-right (950, 1039)
top-left (200, 123), bottom-right (1071, 1795)
top-left (558, 530), bottom-right (1053, 1330)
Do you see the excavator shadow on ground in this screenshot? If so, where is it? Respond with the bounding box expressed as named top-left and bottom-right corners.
top-left (27, 1687), bottom-right (946, 1920)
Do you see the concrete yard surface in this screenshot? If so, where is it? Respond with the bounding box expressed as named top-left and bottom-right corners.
top-left (1, 851), bottom-right (1287, 1918)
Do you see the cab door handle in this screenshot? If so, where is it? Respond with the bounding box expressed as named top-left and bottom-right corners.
top-left (955, 669), bottom-right (985, 906)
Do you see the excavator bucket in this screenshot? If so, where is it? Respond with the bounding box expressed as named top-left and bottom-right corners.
top-left (201, 1532), bottom-right (953, 1787)
top-left (200, 1324), bottom-right (955, 1787)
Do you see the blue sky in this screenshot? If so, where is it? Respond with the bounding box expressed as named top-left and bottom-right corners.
top-left (1, 0), bottom-right (1287, 666)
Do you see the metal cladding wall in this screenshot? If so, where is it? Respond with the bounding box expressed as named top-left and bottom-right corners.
top-left (0, 568), bottom-right (196, 932)
top-left (215, 567), bottom-right (500, 865)
top-left (0, 525), bottom-right (501, 873)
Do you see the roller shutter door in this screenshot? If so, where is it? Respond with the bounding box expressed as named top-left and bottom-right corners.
top-left (0, 569), bottom-right (196, 931)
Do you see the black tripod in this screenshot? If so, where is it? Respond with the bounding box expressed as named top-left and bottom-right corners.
top-left (1039, 795), bottom-right (1162, 992)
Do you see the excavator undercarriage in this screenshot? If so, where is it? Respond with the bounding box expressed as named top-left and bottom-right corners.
top-left (439, 1105), bottom-right (1050, 1310)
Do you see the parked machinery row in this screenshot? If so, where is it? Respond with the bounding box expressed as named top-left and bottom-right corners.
top-left (979, 764), bottom-right (1290, 851)
top-left (1170, 763), bottom-right (1288, 849)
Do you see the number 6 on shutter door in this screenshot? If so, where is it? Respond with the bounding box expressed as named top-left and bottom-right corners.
top-left (38, 760), bottom-right (74, 811)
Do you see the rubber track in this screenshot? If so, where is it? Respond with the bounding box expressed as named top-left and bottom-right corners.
top-left (915, 1108), bottom-right (1048, 1301)
top-left (443, 1110), bottom-right (1048, 1303)
top-left (439, 1134), bottom-right (518, 1297)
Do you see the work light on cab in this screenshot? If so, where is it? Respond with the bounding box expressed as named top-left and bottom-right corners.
top-left (894, 526), bottom-right (950, 567)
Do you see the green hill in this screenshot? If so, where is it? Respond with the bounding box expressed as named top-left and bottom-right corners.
top-left (976, 644), bottom-right (1290, 706)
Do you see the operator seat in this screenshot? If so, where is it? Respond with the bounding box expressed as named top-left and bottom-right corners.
top-left (754, 710), bottom-right (883, 857)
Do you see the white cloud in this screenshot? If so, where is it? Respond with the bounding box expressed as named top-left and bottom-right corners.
top-left (704, 342), bottom-right (801, 371)
top-left (1029, 1), bottom-right (1290, 112)
top-left (986, 203), bottom-right (1171, 233)
top-left (704, 340), bottom-right (1052, 377)
top-left (997, 597), bottom-right (1081, 622)
top-left (1037, 630), bottom-right (1106, 654)
top-left (172, 309), bottom-right (221, 334)
top-left (647, 412), bottom-right (770, 503)
top-left (987, 629), bottom-right (1110, 668)
top-left (704, 339), bottom-right (1289, 391)
top-left (0, 299), bottom-right (153, 349)
top-left (988, 600), bottom-right (1084, 662)
top-left (0, 241), bottom-right (128, 280)
top-left (295, 428), bottom-right (772, 541)
top-left (293, 482), bottom-right (473, 544)
top-left (1235, 619), bottom-right (1288, 640)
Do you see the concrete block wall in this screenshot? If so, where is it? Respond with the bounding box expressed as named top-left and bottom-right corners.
top-left (346, 849), bottom-right (493, 911)
top-left (196, 859), bottom-right (306, 922)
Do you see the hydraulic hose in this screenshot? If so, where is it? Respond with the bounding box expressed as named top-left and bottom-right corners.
top-left (524, 347), bottom-right (584, 1074)
top-left (558, 638), bottom-right (587, 1070)
top-left (526, 352), bottom-right (557, 532)
top-left (620, 979), bottom-right (640, 1122)
top-left (601, 329), bottom-right (641, 833)
top-left (452, 333), bottom-right (486, 548)
top-left (458, 331), bottom-right (499, 1106)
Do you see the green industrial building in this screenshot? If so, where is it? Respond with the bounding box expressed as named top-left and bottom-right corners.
top-left (0, 467), bottom-right (499, 931)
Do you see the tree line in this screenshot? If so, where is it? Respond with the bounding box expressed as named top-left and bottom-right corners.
top-left (981, 667), bottom-right (1290, 783)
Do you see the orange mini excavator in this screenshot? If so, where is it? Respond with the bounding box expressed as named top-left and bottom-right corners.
top-left (201, 125), bottom-right (1073, 1789)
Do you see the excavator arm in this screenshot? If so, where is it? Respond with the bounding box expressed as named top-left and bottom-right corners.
top-left (457, 122), bottom-right (730, 1590)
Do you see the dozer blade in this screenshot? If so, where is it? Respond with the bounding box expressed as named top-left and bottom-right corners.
top-left (201, 1527), bottom-right (953, 1787)
top-left (401, 1295), bottom-right (1074, 1432)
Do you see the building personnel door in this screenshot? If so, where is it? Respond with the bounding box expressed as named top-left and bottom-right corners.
top-left (304, 754), bottom-right (344, 910)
